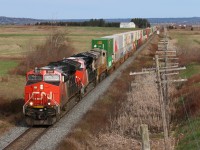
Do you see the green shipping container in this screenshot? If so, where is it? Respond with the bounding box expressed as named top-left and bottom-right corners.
top-left (92, 38), bottom-right (113, 68)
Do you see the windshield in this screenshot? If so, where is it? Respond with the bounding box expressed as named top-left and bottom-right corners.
top-left (28, 74), bottom-right (43, 81)
top-left (44, 74), bottom-right (60, 81)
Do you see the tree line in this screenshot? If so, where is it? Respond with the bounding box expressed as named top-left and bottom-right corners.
top-left (35, 18), bottom-right (150, 28)
top-left (131, 18), bottom-right (151, 28)
top-left (35, 19), bottom-right (120, 27)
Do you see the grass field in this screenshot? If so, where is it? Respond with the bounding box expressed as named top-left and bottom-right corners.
top-left (0, 60), bottom-right (18, 75)
top-left (0, 25), bottom-right (135, 58)
top-left (180, 63), bottom-right (200, 78)
top-left (169, 30), bottom-right (200, 50)
top-left (0, 60), bottom-right (25, 100)
top-left (169, 29), bottom-right (200, 150)
top-left (175, 117), bottom-right (200, 150)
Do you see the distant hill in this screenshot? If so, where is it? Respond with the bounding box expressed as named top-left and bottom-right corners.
top-left (0, 16), bottom-right (200, 25)
top-left (0, 16), bottom-right (44, 25)
top-left (148, 17), bottom-right (200, 25)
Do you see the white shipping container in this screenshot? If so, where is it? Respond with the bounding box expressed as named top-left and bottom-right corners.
top-left (133, 31), bottom-right (137, 42)
top-left (135, 31), bottom-right (139, 40)
top-left (122, 32), bottom-right (134, 53)
top-left (130, 32), bottom-right (134, 42)
top-left (103, 31), bottom-right (137, 62)
top-left (117, 34), bottom-right (124, 58)
top-left (137, 30), bottom-right (141, 40)
top-left (140, 30), bottom-right (143, 40)
top-left (124, 32), bottom-right (133, 53)
top-left (103, 34), bottom-right (124, 62)
top-left (142, 35), bottom-right (147, 42)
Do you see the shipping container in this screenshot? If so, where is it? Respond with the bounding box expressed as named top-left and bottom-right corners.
top-left (130, 31), bottom-right (136, 51)
top-left (123, 32), bottom-right (132, 53)
top-left (103, 35), bottom-right (119, 62)
top-left (92, 38), bottom-right (113, 68)
top-left (113, 34), bottom-right (125, 59)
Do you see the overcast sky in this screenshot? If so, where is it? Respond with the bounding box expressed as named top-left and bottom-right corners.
top-left (0, 0), bottom-right (199, 19)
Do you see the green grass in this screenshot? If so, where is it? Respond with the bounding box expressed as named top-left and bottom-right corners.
top-left (169, 31), bottom-right (200, 49)
top-left (180, 63), bottom-right (200, 78)
top-left (193, 39), bottom-right (200, 45)
top-left (170, 30), bottom-right (200, 150)
top-left (0, 60), bottom-right (18, 76)
top-left (0, 60), bottom-right (24, 100)
top-left (176, 117), bottom-right (200, 150)
top-left (0, 34), bottom-right (48, 37)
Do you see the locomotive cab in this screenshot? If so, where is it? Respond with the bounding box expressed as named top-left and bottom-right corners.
top-left (24, 59), bottom-right (82, 126)
top-left (24, 68), bottom-right (62, 125)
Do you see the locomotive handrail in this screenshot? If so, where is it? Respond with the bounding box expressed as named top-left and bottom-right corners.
top-left (23, 93), bottom-right (34, 114)
top-left (51, 98), bottom-right (60, 114)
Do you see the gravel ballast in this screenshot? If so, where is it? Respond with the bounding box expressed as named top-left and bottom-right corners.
top-left (0, 126), bottom-right (28, 150)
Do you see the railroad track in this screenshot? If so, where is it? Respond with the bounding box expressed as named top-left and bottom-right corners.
top-left (3, 83), bottom-right (96, 150)
top-left (3, 127), bottom-right (49, 150)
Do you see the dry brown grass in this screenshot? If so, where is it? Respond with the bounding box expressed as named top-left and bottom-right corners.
top-left (178, 49), bottom-right (200, 66)
top-left (15, 31), bottom-right (75, 75)
top-left (173, 74), bottom-right (200, 119)
top-left (110, 74), bottom-right (162, 137)
top-left (0, 97), bottom-right (23, 135)
top-left (0, 98), bottom-right (23, 115)
top-left (168, 30), bottom-right (200, 66)
top-left (168, 30), bottom-right (200, 120)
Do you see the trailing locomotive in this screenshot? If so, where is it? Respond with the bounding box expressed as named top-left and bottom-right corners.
top-left (23, 26), bottom-right (157, 125)
top-left (23, 49), bottom-right (108, 125)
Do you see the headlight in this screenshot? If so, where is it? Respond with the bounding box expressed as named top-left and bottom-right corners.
top-left (40, 84), bottom-right (44, 90)
top-left (47, 102), bottom-right (51, 106)
top-left (29, 101), bottom-right (33, 106)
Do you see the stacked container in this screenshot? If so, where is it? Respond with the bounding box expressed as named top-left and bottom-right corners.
top-left (92, 38), bottom-right (113, 68)
top-left (92, 26), bottom-right (157, 68)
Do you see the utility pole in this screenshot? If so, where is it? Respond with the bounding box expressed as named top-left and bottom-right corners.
top-left (163, 29), bottom-right (169, 131)
top-left (141, 124), bottom-right (150, 150)
top-left (130, 27), bottom-right (187, 150)
top-left (155, 55), bottom-right (169, 150)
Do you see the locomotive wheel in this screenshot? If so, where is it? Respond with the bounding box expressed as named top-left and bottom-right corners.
top-left (93, 80), bottom-right (97, 87)
top-left (56, 115), bottom-right (61, 122)
top-left (78, 91), bottom-right (83, 102)
top-left (25, 117), bottom-right (34, 126)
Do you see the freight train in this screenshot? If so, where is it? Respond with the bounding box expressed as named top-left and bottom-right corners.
top-left (23, 26), bottom-right (157, 125)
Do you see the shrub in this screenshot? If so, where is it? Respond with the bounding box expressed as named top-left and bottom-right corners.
top-left (15, 31), bottom-right (75, 75)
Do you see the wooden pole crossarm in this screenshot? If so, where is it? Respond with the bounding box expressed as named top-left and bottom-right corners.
top-left (159, 66), bottom-right (186, 72)
top-left (153, 57), bottom-right (179, 60)
top-left (156, 50), bottom-right (176, 53)
top-left (129, 71), bottom-right (154, 76)
top-left (161, 79), bottom-right (187, 83)
top-left (158, 55), bottom-right (177, 57)
top-left (163, 72), bottom-right (179, 76)
top-left (159, 65), bottom-right (179, 69)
